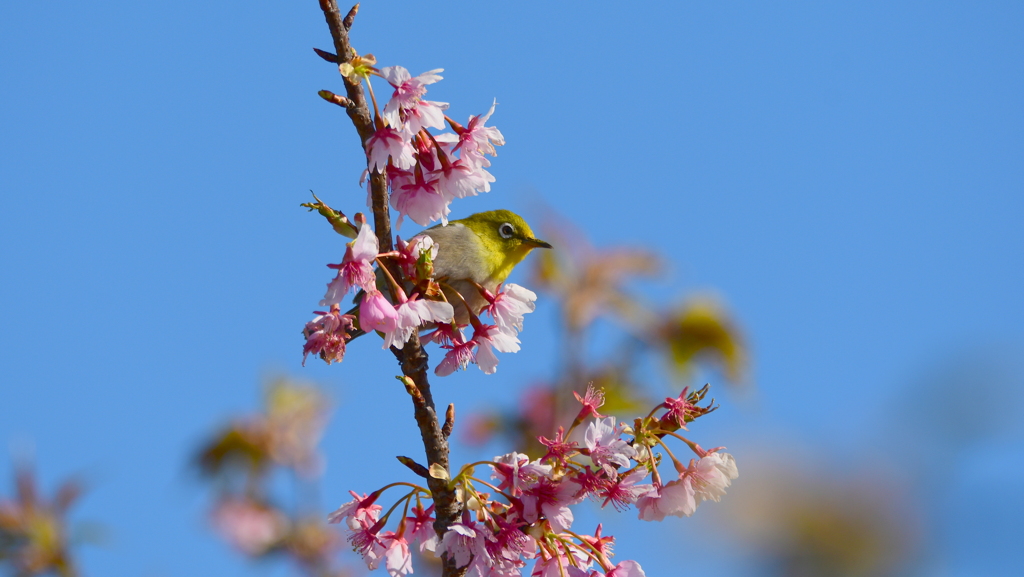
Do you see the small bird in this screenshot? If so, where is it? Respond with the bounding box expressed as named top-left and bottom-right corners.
top-left (420, 209), bottom-right (551, 324)
top-left (345, 209), bottom-right (551, 340)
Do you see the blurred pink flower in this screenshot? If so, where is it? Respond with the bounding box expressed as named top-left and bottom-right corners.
top-left (210, 498), bottom-right (287, 555)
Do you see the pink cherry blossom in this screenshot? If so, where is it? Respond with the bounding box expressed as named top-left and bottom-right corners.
top-left (484, 516), bottom-right (535, 576)
top-left (435, 338), bottom-right (476, 377)
top-left (635, 480), bottom-right (696, 521)
top-left (327, 491), bottom-right (381, 526)
top-left (473, 323), bottom-right (521, 374)
top-left (366, 126), bottom-right (416, 172)
top-left (346, 503), bottom-right (386, 569)
top-left (435, 521), bottom-right (490, 569)
top-left (538, 426), bottom-right (579, 465)
top-left (521, 476), bottom-right (583, 532)
top-left (606, 560), bottom-right (647, 577)
top-left (380, 531), bottom-right (413, 577)
top-left (570, 467), bottom-right (609, 501)
top-left (434, 156), bottom-right (495, 200)
top-left (584, 417), bottom-right (637, 476)
top-left (707, 451), bottom-right (739, 480)
top-left (423, 322), bottom-right (464, 348)
top-left (683, 453), bottom-right (735, 503)
top-left (379, 66), bottom-right (445, 127)
top-left (448, 100), bottom-right (505, 167)
top-left (302, 306), bottom-right (354, 366)
top-left (320, 224), bottom-right (379, 306)
top-left (403, 99), bottom-right (448, 134)
top-left (491, 452), bottom-right (553, 496)
top-left (396, 234), bottom-right (438, 281)
top-left (598, 469), bottom-right (649, 512)
top-left (360, 290), bottom-right (398, 335)
top-left (404, 503), bottom-right (438, 553)
top-left (573, 383), bottom-right (608, 421)
top-left (384, 295), bottom-right (455, 350)
top-left (486, 283), bottom-right (537, 335)
top-left (531, 544), bottom-right (592, 577)
top-left (389, 168), bottom-right (450, 228)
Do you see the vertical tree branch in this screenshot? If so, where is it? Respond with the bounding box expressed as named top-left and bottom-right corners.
top-left (315, 2), bottom-right (464, 574)
top-left (317, 0), bottom-right (393, 249)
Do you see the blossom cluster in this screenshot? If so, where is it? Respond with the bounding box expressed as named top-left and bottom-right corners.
top-left (302, 216), bottom-right (538, 375)
top-left (328, 384), bottom-right (737, 576)
top-left (302, 61), bottom-right (535, 375)
top-left (365, 66), bottom-right (503, 228)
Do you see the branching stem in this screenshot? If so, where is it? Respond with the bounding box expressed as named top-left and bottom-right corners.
top-left (314, 2), bottom-right (465, 575)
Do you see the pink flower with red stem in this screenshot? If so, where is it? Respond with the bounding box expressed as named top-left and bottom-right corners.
top-left (439, 99), bottom-right (505, 168)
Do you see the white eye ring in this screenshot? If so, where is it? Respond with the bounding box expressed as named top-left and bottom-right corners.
top-left (499, 223), bottom-right (515, 239)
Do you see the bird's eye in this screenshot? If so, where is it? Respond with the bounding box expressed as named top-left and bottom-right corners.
top-left (499, 223), bottom-right (515, 239)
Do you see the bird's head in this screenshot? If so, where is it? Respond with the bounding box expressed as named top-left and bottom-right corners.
top-left (458, 209), bottom-right (552, 281)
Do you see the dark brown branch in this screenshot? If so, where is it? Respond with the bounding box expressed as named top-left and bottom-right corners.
top-left (315, 3), bottom-right (463, 575)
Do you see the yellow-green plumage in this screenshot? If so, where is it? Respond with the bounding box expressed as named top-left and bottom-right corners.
top-left (348, 210), bottom-right (549, 336)
top-left (419, 209), bottom-right (550, 324)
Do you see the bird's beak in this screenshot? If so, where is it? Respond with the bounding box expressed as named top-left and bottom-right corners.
top-left (524, 237), bottom-right (553, 249)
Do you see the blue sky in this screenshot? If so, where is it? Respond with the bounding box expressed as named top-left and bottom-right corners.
top-left (1, 1), bottom-right (1022, 576)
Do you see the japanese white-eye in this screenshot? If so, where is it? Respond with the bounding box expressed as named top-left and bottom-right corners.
top-left (420, 209), bottom-right (551, 323)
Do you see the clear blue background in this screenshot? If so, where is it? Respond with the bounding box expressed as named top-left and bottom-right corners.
top-left (1, 1), bottom-right (1022, 575)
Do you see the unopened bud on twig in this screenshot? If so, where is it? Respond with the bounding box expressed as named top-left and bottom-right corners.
top-left (397, 375), bottom-right (422, 402)
top-left (318, 90), bottom-right (351, 108)
top-left (442, 404), bottom-right (455, 439)
top-left (396, 456), bottom-right (429, 478)
top-left (313, 48), bottom-right (338, 63)
top-left (343, 4), bottom-right (359, 30)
